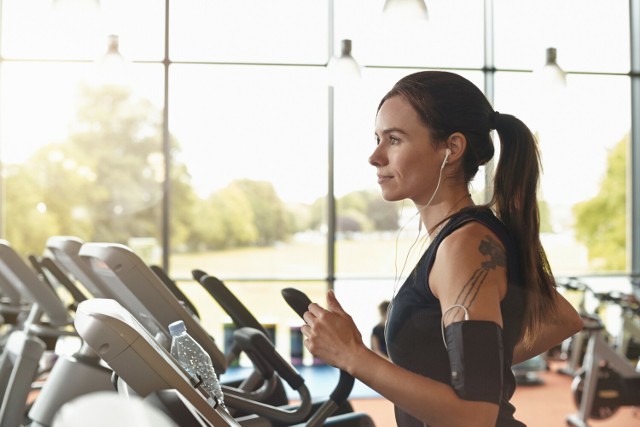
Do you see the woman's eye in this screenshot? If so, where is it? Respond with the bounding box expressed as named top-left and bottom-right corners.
top-left (389, 136), bottom-right (400, 145)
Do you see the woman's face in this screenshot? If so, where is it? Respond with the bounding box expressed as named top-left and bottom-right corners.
top-left (370, 95), bottom-right (446, 205)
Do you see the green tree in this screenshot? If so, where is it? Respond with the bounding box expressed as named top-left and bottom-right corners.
top-left (339, 190), bottom-right (399, 232)
top-left (200, 185), bottom-right (258, 249)
top-left (4, 84), bottom-right (196, 255)
top-left (308, 197), bottom-right (326, 231)
top-left (285, 202), bottom-right (314, 234)
top-left (170, 161), bottom-right (201, 252)
top-left (4, 164), bottom-right (62, 254)
top-left (66, 84), bottom-right (165, 243)
top-left (231, 180), bottom-right (290, 245)
top-left (339, 191), bottom-right (369, 215)
top-left (309, 190), bottom-right (400, 233)
top-left (367, 196), bottom-right (400, 231)
top-left (338, 209), bottom-right (372, 234)
top-left (573, 135), bottom-right (628, 271)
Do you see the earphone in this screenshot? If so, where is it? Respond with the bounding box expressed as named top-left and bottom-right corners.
top-left (442, 148), bottom-right (452, 168)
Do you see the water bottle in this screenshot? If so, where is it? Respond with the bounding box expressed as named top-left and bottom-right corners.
top-left (168, 320), bottom-right (227, 412)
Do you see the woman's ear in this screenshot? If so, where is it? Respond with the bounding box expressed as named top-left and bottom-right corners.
top-left (446, 132), bottom-right (467, 163)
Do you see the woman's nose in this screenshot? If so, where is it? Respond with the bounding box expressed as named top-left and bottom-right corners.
top-left (369, 146), bottom-right (385, 166)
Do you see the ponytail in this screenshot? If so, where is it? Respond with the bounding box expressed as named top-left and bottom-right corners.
top-left (491, 113), bottom-right (558, 346)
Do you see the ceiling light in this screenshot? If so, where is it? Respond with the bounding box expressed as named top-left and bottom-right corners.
top-left (383, 0), bottom-right (428, 20)
top-left (327, 39), bottom-right (361, 87)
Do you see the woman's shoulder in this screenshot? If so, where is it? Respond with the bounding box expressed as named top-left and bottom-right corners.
top-left (450, 206), bottom-right (499, 226)
top-left (440, 219), bottom-right (505, 259)
top-left (430, 214), bottom-right (509, 307)
top-left (445, 205), bottom-right (503, 240)
top-left (444, 207), bottom-right (510, 247)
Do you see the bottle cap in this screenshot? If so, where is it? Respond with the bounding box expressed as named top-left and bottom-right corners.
top-left (168, 320), bottom-right (186, 336)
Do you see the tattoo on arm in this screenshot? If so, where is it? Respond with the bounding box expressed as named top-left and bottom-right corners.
top-left (444, 235), bottom-right (506, 323)
top-left (479, 236), bottom-right (506, 269)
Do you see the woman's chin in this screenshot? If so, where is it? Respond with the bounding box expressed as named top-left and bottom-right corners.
top-left (379, 190), bottom-right (403, 203)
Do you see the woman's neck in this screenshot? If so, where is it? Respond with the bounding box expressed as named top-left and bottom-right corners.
top-left (418, 191), bottom-right (474, 236)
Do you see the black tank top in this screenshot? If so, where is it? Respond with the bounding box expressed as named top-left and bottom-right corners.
top-left (386, 207), bottom-right (526, 427)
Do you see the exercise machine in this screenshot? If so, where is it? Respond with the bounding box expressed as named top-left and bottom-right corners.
top-left (607, 291), bottom-right (640, 362)
top-left (74, 297), bottom-right (371, 426)
top-left (0, 241), bottom-right (87, 427)
top-left (28, 239), bottom-right (229, 426)
top-left (566, 292), bottom-right (640, 426)
top-left (77, 242), bottom-right (227, 367)
top-left (45, 238), bottom-right (293, 414)
top-left (74, 298), bottom-right (240, 426)
top-left (44, 239), bottom-right (374, 425)
top-left (44, 236), bottom-right (108, 299)
top-left (76, 242), bottom-right (330, 424)
top-left (555, 278), bottom-right (601, 377)
top-left (0, 330), bottom-right (46, 427)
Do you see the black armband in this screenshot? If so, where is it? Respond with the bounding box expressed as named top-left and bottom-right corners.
top-left (444, 320), bottom-right (504, 404)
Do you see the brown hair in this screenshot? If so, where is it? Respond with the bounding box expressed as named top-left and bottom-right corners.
top-left (379, 71), bottom-right (557, 346)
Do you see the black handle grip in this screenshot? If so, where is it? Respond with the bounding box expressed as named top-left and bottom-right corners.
top-left (281, 287), bottom-right (312, 320)
top-left (191, 269), bottom-right (207, 282)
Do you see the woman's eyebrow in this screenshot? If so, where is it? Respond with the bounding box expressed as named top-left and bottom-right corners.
top-left (376, 127), bottom-right (409, 137)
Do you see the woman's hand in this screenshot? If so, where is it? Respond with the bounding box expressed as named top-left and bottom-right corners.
top-left (300, 290), bottom-right (366, 372)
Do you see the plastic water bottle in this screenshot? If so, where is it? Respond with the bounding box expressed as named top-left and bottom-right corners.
top-left (168, 320), bottom-right (227, 412)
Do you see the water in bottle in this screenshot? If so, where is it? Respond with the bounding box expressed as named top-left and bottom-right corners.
top-left (168, 320), bottom-right (227, 412)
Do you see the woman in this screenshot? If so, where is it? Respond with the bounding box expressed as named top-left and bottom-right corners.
top-left (300, 71), bottom-right (583, 426)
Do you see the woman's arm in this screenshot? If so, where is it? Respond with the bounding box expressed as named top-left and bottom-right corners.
top-left (512, 291), bottom-right (583, 365)
top-left (303, 291), bottom-right (498, 427)
top-left (302, 224), bottom-right (505, 427)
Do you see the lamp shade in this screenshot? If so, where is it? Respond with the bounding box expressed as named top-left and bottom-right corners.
top-left (383, 0), bottom-right (428, 20)
top-left (93, 34), bottom-right (130, 87)
top-left (327, 39), bottom-right (361, 87)
top-left (537, 47), bottom-right (566, 88)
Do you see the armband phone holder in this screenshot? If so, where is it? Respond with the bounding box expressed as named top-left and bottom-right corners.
top-left (442, 305), bottom-right (504, 404)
